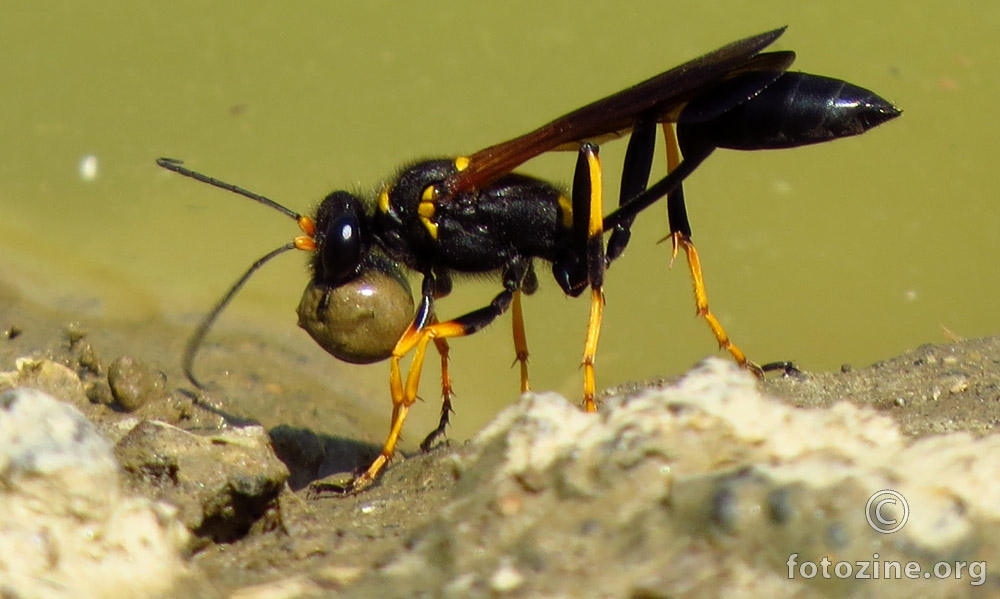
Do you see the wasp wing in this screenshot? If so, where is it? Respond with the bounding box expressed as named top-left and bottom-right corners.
top-left (443, 27), bottom-right (794, 197)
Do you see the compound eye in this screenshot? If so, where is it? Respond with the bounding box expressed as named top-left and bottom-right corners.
top-left (321, 211), bottom-right (362, 283)
top-left (314, 191), bottom-right (367, 285)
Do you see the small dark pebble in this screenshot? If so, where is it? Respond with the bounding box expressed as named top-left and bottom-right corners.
top-left (4, 325), bottom-right (21, 339)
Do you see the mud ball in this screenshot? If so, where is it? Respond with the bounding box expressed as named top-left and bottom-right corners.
top-left (296, 268), bottom-right (414, 364)
top-left (107, 356), bottom-right (167, 412)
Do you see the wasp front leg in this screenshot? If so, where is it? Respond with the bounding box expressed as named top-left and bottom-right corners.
top-left (337, 261), bottom-right (533, 492)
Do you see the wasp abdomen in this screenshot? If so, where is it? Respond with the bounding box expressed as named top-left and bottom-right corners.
top-left (679, 72), bottom-right (900, 153)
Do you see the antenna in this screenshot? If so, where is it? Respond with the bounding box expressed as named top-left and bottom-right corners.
top-left (157, 158), bottom-right (317, 388)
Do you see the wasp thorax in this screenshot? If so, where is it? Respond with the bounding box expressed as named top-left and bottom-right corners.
top-left (296, 261), bottom-right (414, 364)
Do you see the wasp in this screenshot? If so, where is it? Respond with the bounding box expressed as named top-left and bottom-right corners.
top-left (157, 26), bottom-right (899, 493)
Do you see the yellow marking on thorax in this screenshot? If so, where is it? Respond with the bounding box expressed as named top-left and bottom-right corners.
top-left (378, 185), bottom-right (391, 213)
top-left (418, 185), bottom-right (438, 239)
top-left (454, 156), bottom-right (470, 171)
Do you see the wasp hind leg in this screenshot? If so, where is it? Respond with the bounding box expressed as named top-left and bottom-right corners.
top-left (662, 124), bottom-right (802, 377)
top-left (606, 118), bottom-right (657, 267)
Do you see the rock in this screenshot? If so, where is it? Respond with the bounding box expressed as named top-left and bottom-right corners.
top-left (114, 420), bottom-right (291, 545)
top-left (0, 357), bottom-right (88, 407)
top-left (341, 358), bottom-right (1000, 598)
top-left (0, 357), bottom-right (202, 443)
top-left (0, 387), bottom-right (210, 599)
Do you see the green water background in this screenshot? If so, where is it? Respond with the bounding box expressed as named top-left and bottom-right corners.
top-left (1, 2), bottom-right (996, 440)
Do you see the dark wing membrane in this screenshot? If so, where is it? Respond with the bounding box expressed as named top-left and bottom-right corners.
top-left (549, 51), bottom-right (796, 149)
top-left (443, 27), bottom-right (791, 197)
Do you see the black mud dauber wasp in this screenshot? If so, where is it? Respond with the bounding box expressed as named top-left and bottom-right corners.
top-left (158, 26), bottom-right (899, 492)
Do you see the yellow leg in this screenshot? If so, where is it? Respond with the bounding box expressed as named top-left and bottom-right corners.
top-left (579, 144), bottom-right (605, 412)
top-left (511, 290), bottom-right (530, 393)
top-left (663, 123), bottom-right (682, 181)
top-left (582, 287), bottom-right (605, 412)
top-left (433, 336), bottom-right (454, 406)
top-left (349, 318), bottom-right (470, 491)
top-left (674, 234), bottom-right (761, 376)
top-left (661, 124), bottom-right (761, 377)
top-left (663, 123), bottom-right (684, 268)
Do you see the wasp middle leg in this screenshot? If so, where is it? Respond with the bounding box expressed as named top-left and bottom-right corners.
top-left (551, 143), bottom-right (608, 412)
